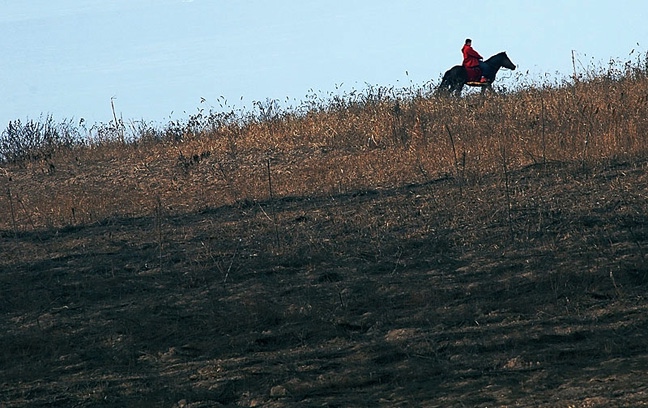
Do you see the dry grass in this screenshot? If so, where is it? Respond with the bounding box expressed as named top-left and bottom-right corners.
top-left (1, 59), bottom-right (648, 407)
top-left (2, 62), bottom-right (648, 230)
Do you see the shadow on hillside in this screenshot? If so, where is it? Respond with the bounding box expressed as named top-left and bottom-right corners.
top-left (1, 160), bottom-right (647, 406)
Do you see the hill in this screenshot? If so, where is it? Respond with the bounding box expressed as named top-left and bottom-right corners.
top-left (1, 62), bottom-right (648, 406)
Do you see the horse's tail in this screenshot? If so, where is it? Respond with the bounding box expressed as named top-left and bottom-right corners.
top-left (436, 71), bottom-right (452, 96)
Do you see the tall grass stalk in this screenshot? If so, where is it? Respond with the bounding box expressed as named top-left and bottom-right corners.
top-left (266, 157), bottom-right (280, 252)
top-left (111, 97), bottom-right (125, 144)
top-left (3, 171), bottom-right (17, 236)
top-left (445, 124), bottom-right (463, 193)
top-left (156, 196), bottom-right (164, 271)
top-left (498, 132), bottom-right (514, 241)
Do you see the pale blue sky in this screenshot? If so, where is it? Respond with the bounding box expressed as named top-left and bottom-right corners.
top-left (1, 1), bottom-right (647, 127)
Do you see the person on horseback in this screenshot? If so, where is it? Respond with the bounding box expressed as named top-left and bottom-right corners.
top-left (462, 39), bottom-right (490, 83)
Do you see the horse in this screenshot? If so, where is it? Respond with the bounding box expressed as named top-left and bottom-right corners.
top-left (438, 51), bottom-right (516, 96)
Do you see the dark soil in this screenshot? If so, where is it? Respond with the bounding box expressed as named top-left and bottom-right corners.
top-left (2, 159), bottom-right (647, 407)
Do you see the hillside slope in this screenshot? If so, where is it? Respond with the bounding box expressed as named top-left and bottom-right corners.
top-left (2, 158), bottom-right (647, 407)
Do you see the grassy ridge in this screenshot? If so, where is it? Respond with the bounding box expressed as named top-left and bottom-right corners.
top-left (1, 55), bottom-right (648, 230)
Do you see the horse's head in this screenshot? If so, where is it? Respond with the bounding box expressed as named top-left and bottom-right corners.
top-left (500, 52), bottom-right (516, 70)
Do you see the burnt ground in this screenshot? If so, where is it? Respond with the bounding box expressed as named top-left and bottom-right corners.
top-left (1, 159), bottom-right (648, 407)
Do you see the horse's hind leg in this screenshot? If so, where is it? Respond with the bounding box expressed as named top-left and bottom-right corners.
top-left (439, 80), bottom-right (450, 95)
top-left (437, 79), bottom-right (455, 97)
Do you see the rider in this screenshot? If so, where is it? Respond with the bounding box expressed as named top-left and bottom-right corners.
top-left (462, 39), bottom-right (490, 83)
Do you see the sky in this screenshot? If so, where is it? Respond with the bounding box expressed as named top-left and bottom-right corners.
top-left (1, 0), bottom-right (647, 128)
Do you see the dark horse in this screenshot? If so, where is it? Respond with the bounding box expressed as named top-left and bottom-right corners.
top-left (438, 51), bottom-right (516, 96)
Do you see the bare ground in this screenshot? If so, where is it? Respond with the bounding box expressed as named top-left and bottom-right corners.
top-left (1, 159), bottom-right (648, 407)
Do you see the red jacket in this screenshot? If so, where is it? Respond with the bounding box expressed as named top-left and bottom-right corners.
top-left (462, 44), bottom-right (483, 68)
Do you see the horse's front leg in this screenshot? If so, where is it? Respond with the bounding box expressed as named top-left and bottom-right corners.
top-left (480, 84), bottom-right (493, 95)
